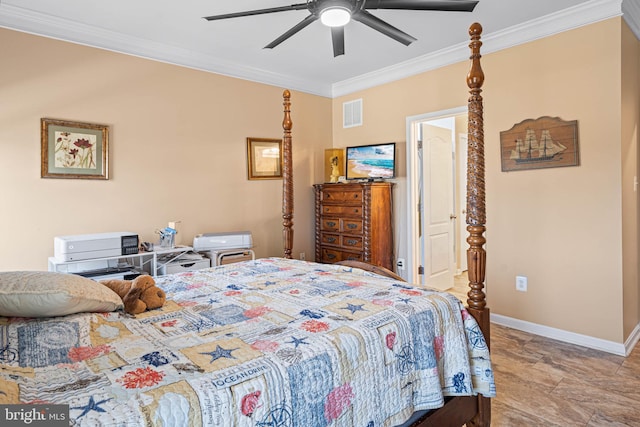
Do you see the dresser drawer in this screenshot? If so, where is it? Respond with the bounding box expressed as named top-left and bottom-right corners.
top-left (341, 236), bottom-right (363, 250)
top-left (320, 247), bottom-right (364, 263)
top-left (320, 233), bottom-right (362, 250)
top-left (321, 218), bottom-right (363, 234)
top-left (322, 205), bottom-right (362, 217)
top-left (321, 189), bottom-right (363, 203)
top-left (321, 233), bottom-right (340, 246)
top-left (321, 218), bottom-right (340, 232)
top-left (343, 220), bottom-right (362, 234)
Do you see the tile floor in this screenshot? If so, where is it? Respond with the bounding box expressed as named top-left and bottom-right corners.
top-left (451, 273), bottom-right (640, 426)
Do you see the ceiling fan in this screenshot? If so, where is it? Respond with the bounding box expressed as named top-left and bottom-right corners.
top-left (204, 0), bottom-right (479, 57)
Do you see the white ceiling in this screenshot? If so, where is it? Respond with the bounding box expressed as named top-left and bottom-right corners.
top-left (0, 0), bottom-right (637, 97)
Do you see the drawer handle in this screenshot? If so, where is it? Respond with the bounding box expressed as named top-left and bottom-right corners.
top-left (346, 223), bottom-right (357, 229)
top-left (347, 256), bottom-right (359, 260)
top-left (182, 263), bottom-right (195, 268)
top-left (327, 221), bottom-right (337, 227)
top-left (354, 209), bottom-right (359, 213)
top-left (346, 239), bottom-right (358, 246)
top-left (327, 253), bottom-right (336, 260)
top-left (327, 237), bottom-right (336, 243)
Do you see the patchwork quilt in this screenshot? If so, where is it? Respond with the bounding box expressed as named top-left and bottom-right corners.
top-left (0, 258), bottom-right (495, 426)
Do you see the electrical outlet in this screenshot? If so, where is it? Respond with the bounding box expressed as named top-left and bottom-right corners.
top-left (396, 258), bottom-right (405, 270)
top-left (299, 252), bottom-right (306, 260)
top-left (516, 275), bottom-right (528, 292)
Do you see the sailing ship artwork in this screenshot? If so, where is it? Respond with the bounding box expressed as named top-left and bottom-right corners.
top-left (500, 116), bottom-right (579, 172)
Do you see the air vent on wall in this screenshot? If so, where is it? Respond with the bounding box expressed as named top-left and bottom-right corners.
top-left (343, 99), bottom-right (363, 128)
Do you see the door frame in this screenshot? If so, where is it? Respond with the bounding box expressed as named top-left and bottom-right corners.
top-left (405, 106), bottom-right (467, 284)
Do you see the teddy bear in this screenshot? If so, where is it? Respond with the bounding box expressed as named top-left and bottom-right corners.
top-left (100, 274), bottom-right (166, 315)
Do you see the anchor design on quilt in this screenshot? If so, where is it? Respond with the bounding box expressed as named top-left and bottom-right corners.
top-left (71, 395), bottom-right (112, 419)
top-left (200, 345), bottom-right (238, 363)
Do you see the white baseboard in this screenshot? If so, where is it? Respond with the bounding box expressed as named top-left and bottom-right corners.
top-left (491, 313), bottom-right (640, 357)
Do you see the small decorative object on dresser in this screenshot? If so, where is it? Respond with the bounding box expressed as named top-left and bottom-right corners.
top-left (324, 148), bottom-right (344, 183)
top-left (314, 182), bottom-right (393, 270)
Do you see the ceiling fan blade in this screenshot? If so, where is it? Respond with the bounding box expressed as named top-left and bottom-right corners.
top-left (331, 27), bottom-right (345, 57)
top-left (265, 14), bottom-right (318, 49)
top-left (352, 10), bottom-right (416, 46)
top-left (204, 3), bottom-right (308, 21)
top-left (364, 0), bottom-right (478, 12)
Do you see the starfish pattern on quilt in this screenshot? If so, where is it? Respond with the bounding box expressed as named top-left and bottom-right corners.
top-left (71, 396), bottom-right (112, 419)
top-left (200, 345), bottom-right (238, 363)
top-left (341, 303), bottom-right (366, 314)
top-left (287, 336), bottom-right (309, 348)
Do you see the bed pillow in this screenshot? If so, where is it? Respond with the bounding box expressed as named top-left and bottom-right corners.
top-left (0, 271), bottom-right (124, 317)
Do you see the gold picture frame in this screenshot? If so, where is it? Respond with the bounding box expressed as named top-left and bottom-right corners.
top-left (247, 137), bottom-right (283, 180)
top-left (41, 118), bottom-right (109, 179)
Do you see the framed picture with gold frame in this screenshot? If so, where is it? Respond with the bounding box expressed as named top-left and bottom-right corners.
top-left (41, 118), bottom-right (109, 179)
top-left (247, 137), bottom-right (283, 180)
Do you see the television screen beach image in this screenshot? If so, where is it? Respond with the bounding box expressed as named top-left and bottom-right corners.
top-left (346, 142), bottom-right (395, 179)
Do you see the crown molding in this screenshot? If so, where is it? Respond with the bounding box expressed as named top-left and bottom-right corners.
top-left (332, 0), bottom-right (624, 97)
top-left (623, 0), bottom-right (640, 39)
top-left (0, 3), bottom-right (333, 97)
top-left (0, 1), bottom-right (629, 99)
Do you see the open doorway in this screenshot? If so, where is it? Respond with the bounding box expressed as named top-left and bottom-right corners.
top-left (405, 107), bottom-right (468, 290)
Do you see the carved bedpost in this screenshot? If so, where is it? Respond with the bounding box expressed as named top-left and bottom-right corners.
top-left (466, 22), bottom-right (491, 427)
top-left (282, 90), bottom-right (294, 259)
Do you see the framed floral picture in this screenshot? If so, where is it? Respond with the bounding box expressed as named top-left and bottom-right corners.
top-left (41, 118), bottom-right (109, 179)
top-left (246, 137), bottom-right (283, 180)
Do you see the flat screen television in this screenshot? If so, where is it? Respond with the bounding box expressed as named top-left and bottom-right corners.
top-left (346, 142), bottom-right (395, 180)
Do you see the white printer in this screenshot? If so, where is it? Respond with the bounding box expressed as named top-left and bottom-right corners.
top-left (193, 231), bottom-right (252, 252)
top-left (54, 232), bottom-right (139, 262)
top-left (193, 231), bottom-right (254, 266)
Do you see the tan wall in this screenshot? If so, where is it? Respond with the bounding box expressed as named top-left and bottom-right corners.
top-left (0, 28), bottom-right (332, 270)
top-left (332, 18), bottom-right (634, 343)
top-left (622, 22), bottom-right (640, 340)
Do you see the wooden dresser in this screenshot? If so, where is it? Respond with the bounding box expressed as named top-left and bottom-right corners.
top-left (314, 182), bottom-right (393, 270)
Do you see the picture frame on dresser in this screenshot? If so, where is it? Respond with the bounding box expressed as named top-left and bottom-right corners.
top-left (246, 137), bottom-right (283, 180)
top-left (41, 118), bottom-right (109, 180)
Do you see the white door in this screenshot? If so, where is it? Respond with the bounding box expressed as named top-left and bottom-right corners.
top-left (458, 134), bottom-right (469, 273)
top-left (420, 123), bottom-right (455, 290)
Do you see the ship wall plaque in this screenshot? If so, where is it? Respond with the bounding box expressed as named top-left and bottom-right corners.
top-left (500, 116), bottom-right (579, 172)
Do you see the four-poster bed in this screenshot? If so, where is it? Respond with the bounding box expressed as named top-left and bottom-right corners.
top-left (0, 23), bottom-right (491, 427)
top-left (279, 22), bottom-right (491, 426)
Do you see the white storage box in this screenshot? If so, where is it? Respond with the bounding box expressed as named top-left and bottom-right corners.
top-left (158, 257), bottom-right (210, 275)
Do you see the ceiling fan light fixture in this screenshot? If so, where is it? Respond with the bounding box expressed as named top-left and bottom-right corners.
top-left (320, 7), bottom-right (351, 27)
